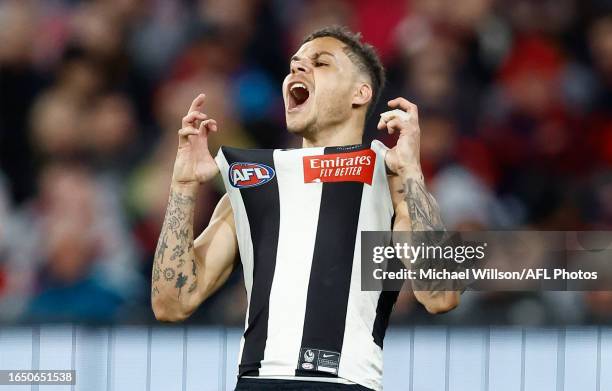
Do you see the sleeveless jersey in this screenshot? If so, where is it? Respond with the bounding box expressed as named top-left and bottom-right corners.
top-left (215, 140), bottom-right (397, 391)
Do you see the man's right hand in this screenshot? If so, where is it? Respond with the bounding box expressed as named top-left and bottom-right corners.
top-left (173, 93), bottom-right (219, 185)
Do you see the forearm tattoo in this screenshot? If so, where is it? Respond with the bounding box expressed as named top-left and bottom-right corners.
top-left (400, 177), bottom-right (445, 231)
top-left (152, 189), bottom-right (197, 298)
top-left (399, 178), bottom-right (467, 293)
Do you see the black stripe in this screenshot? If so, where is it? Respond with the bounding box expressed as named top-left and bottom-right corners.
top-left (222, 147), bottom-right (281, 377)
top-left (372, 290), bottom-right (399, 348)
top-left (296, 145), bottom-right (366, 377)
top-left (373, 217), bottom-right (399, 349)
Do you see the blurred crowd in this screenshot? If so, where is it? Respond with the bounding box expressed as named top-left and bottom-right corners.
top-left (0, 0), bottom-right (611, 325)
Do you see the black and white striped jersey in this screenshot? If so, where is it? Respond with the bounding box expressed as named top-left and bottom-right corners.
top-left (215, 140), bottom-right (398, 391)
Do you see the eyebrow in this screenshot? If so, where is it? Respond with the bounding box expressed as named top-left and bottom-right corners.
top-left (290, 51), bottom-right (336, 63)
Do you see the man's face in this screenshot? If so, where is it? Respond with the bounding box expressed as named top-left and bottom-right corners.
top-left (283, 37), bottom-right (361, 135)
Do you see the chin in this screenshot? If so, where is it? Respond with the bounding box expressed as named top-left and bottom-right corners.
top-left (285, 116), bottom-right (312, 135)
top-left (286, 123), bottom-right (305, 134)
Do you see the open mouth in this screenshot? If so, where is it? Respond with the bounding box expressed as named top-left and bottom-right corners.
top-left (287, 82), bottom-right (310, 112)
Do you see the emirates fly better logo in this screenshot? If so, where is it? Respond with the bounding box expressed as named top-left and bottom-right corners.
top-left (303, 149), bottom-right (376, 185)
top-left (229, 162), bottom-right (275, 188)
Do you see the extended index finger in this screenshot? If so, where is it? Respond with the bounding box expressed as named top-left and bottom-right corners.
top-left (187, 93), bottom-right (206, 114)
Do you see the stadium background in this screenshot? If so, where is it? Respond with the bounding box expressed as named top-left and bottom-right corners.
top-left (0, 0), bottom-right (611, 389)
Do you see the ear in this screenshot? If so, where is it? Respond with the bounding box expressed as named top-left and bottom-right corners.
top-left (352, 82), bottom-right (373, 108)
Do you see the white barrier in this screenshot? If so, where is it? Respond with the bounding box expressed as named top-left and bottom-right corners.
top-left (0, 326), bottom-right (609, 391)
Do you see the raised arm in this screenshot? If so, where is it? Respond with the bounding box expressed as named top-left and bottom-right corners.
top-left (151, 94), bottom-right (238, 322)
top-left (380, 98), bottom-right (460, 314)
top-left (389, 174), bottom-right (459, 314)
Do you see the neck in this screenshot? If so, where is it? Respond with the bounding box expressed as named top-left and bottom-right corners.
top-left (301, 114), bottom-right (364, 148)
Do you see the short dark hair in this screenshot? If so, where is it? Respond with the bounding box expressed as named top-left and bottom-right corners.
top-left (303, 26), bottom-right (385, 118)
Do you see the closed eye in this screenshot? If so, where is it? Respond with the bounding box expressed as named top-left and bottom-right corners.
top-left (314, 62), bottom-right (328, 67)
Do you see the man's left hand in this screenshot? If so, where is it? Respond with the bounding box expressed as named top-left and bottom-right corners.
top-left (377, 97), bottom-right (422, 179)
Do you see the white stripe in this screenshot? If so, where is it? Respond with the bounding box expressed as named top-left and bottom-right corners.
top-left (338, 140), bottom-right (394, 391)
top-left (215, 149), bottom-right (255, 372)
top-left (243, 375), bottom-right (355, 384)
top-left (259, 147), bottom-right (325, 376)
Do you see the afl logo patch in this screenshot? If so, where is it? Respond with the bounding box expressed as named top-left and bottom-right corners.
top-left (229, 162), bottom-right (275, 188)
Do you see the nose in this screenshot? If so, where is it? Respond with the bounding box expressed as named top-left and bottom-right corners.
top-left (290, 59), bottom-right (310, 75)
